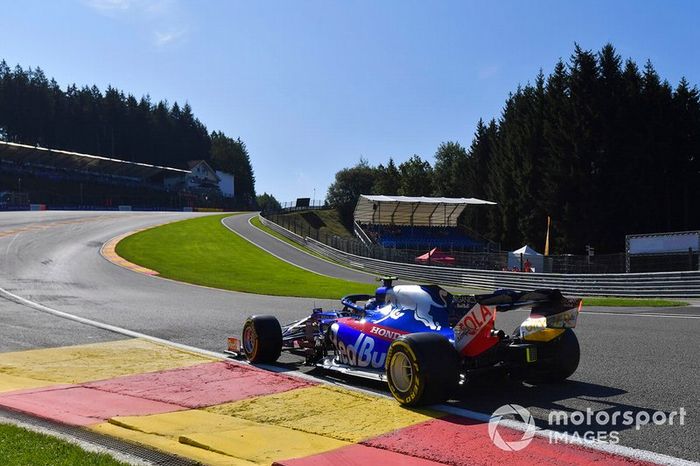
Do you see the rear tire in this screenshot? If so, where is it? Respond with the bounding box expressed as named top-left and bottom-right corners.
top-left (527, 329), bottom-right (580, 383)
top-left (386, 333), bottom-right (459, 406)
top-left (242, 315), bottom-right (282, 363)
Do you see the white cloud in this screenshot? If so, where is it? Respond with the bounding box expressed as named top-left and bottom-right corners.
top-left (143, 0), bottom-right (175, 16)
top-left (154, 28), bottom-right (187, 47)
top-left (83, 0), bottom-right (137, 13)
top-left (83, 0), bottom-right (187, 47)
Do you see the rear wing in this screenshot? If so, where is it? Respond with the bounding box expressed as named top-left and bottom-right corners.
top-left (474, 289), bottom-right (581, 317)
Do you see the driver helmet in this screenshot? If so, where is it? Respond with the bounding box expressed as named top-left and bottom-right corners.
top-left (374, 286), bottom-right (388, 306)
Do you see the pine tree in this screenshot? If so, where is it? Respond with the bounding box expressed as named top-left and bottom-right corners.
top-left (210, 132), bottom-right (256, 207)
top-left (372, 158), bottom-right (400, 195)
top-left (463, 119), bottom-right (497, 237)
top-left (0, 60), bottom-right (249, 197)
top-left (672, 79), bottom-right (700, 229)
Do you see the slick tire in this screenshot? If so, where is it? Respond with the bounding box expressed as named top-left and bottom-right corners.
top-left (386, 333), bottom-right (459, 406)
top-left (527, 329), bottom-right (580, 383)
top-left (242, 315), bottom-right (282, 363)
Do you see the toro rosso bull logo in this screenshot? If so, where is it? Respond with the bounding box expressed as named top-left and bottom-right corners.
top-left (373, 304), bottom-right (405, 324)
top-left (385, 285), bottom-right (447, 330)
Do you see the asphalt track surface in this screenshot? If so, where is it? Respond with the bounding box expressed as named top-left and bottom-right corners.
top-left (221, 213), bottom-right (377, 284)
top-left (0, 211), bottom-right (698, 463)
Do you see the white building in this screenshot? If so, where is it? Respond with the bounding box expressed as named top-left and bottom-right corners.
top-left (187, 160), bottom-right (220, 190)
top-left (163, 160), bottom-right (234, 198)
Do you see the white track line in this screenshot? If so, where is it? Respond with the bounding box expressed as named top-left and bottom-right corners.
top-left (108, 216), bottom-right (698, 322)
top-left (220, 216), bottom-right (347, 280)
top-left (0, 285), bottom-right (372, 393)
top-left (510, 308), bottom-right (700, 320)
top-left (436, 404), bottom-right (698, 466)
top-left (97, 214), bottom-right (323, 300)
top-left (234, 215), bottom-right (466, 291)
top-left (0, 285), bottom-right (695, 465)
top-left (0, 287), bottom-right (225, 360)
top-left (583, 311), bottom-right (700, 319)
top-left (245, 214), bottom-right (378, 279)
top-left (2, 214), bottom-right (696, 465)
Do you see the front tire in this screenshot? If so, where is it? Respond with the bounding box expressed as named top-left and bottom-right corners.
top-left (242, 315), bottom-right (282, 363)
top-left (386, 333), bottom-right (459, 406)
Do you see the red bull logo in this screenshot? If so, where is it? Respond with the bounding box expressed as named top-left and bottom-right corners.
top-left (329, 323), bottom-right (387, 369)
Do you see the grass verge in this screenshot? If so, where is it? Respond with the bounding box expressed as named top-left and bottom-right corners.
top-left (0, 423), bottom-right (127, 466)
top-left (583, 297), bottom-right (687, 307)
top-left (116, 214), bottom-right (372, 299)
top-left (117, 215), bottom-right (688, 306)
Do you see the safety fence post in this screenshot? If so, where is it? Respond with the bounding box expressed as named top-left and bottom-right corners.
top-left (690, 248), bottom-right (694, 271)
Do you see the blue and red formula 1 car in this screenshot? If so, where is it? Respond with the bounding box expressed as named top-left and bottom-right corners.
top-left (231, 278), bottom-right (582, 406)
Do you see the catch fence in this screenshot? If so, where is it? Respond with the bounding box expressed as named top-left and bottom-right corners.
top-left (259, 213), bottom-right (700, 297)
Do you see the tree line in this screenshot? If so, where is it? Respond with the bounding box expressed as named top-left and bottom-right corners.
top-left (327, 44), bottom-right (700, 253)
top-left (0, 61), bottom-right (256, 205)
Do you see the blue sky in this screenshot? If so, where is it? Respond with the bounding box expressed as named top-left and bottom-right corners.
top-left (2, 0), bottom-right (700, 202)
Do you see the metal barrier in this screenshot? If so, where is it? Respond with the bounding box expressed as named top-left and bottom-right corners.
top-left (260, 215), bottom-right (306, 245)
top-left (263, 212), bottom-right (699, 274)
top-left (260, 215), bottom-right (700, 298)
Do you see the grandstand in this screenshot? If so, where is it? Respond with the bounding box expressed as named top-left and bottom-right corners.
top-left (353, 195), bottom-right (498, 252)
top-left (365, 225), bottom-right (487, 249)
top-left (0, 141), bottom-right (233, 210)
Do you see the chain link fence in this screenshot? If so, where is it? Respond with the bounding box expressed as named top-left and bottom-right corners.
top-left (275, 200), bottom-right (327, 212)
top-left (264, 211), bottom-right (700, 274)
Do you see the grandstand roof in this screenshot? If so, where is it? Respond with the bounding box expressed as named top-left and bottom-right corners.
top-left (0, 141), bottom-right (189, 180)
top-left (354, 194), bottom-right (497, 227)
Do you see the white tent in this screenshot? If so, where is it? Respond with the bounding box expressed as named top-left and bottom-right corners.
top-left (508, 245), bottom-right (544, 272)
top-left (353, 195), bottom-right (496, 227)
top-left (512, 245), bottom-right (541, 256)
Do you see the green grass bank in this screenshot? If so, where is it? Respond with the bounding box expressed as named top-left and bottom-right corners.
top-left (116, 214), bottom-right (372, 299)
top-left (117, 214), bottom-right (687, 306)
top-left (0, 423), bottom-right (127, 466)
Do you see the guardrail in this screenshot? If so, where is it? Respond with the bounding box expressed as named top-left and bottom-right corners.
top-left (259, 215), bottom-right (700, 298)
top-left (264, 211), bottom-right (699, 273)
top-left (260, 215), bottom-right (307, 245)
